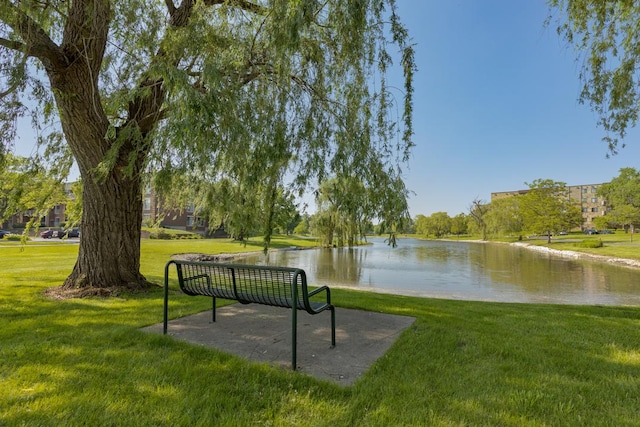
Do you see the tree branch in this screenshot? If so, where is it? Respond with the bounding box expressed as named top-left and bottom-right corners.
top-left (0, 37), bottom-right (24, 51)
top-left (203, 0), bottom-right (266, 15)
top-left (164, 0), bottom-right (176, 15)
top-left (0, 2), bottom-right (65, 68)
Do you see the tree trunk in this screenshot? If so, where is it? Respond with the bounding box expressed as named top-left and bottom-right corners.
top-left (60, 172), bottom-right (151, 295)
top-left (42, 30), bottom-right (154, 296)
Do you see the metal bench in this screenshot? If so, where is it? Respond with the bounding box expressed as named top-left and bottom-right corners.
top-left (163, 259), bottom-right (336, 370)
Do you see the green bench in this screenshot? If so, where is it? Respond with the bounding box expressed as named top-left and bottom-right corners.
top-left (163, 260), bottom-right (336, 370)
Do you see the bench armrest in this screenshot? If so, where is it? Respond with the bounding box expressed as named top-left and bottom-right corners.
top-left (305, 285), bottom-right (332, 313)
top-left (308, 285), bottom-right (330, 299)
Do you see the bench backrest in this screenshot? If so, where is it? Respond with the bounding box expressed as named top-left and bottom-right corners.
top-left (174, 260), bottom-right (309, 309)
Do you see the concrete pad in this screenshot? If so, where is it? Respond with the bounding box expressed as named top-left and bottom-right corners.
top-left (142, 304), bottom-right (415, 385)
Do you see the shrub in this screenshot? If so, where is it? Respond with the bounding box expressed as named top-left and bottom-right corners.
top-left (574, 239), bottom-right (603, 248)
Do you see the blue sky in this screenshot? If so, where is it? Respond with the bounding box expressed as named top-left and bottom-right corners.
top-left (10, 1), bottom-right (640, 218)
top-left (397, 0), bottom-right (640, 217)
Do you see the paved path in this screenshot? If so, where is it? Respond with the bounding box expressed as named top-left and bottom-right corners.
top-left (142, 304), bottom-right (415, 386)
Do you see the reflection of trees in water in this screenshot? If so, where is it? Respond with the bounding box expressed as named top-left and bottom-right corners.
top-left (313, 248), bottom-right (365, 285)
top-left (246, 240), bottom-right (640, 301)
top-left (409, 242), bottom-right (473, 280)
top-left (243, 248), bottom-right (365, 286)
top-left (411, 245), bottom-right (453, 263)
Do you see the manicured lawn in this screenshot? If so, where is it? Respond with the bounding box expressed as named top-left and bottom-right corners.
top-left (1, 237), bottom-right (639, 426)
top-left (521, 231), bottom-right (640, 260)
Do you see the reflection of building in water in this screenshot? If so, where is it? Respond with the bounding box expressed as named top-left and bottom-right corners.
top-left (471, 244), bottom-right (601, 294)
top-left (578, 261), bottom-right (640, 298)
top-left (491, 183), bottom-right (609, 230)
top-left (472, 243), bottom-right (640, 303)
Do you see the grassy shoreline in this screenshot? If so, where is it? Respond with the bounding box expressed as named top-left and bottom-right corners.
top-left (1, 236), bottom-right (639, 425)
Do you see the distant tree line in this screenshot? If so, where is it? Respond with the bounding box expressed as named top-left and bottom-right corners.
top-left (414, 179), bottom-right (583, 242)
top-left (413, 170), bottom-right (640, 243)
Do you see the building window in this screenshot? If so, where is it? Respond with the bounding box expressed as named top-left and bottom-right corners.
top-left (582, 188), bottom-right (588, 193)
top-left (143, 214), bottom-right (151, 221)
top-left (144, 197), bottom-right (151, 210)
top-left (187, 204), bottom-right (195, 213)
top-left (591, 197), bottom-right (598, 203)
top-left (582, 208), bottom-right (588, 213)
top-left (54, 205), bottom-right (60, 214)
top-left (186, 216), bottom-right (194, 227)
top-left (581, 198), bottom-right (587, 203)
top-left (591, 207), bottom-right (598, 212)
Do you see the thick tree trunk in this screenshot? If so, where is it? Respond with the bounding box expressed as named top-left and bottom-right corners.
top-left (60, 172), bottom-right (151, 295)
top-left (41, 16), bottom-right (155, 296)
top-left (51, 84), bottom-right (154, 295)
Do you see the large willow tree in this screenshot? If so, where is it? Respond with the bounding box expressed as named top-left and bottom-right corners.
top-left (0, 1), bottom-right (414, 296)
top-left (549, 1), bottom-right (640, 154)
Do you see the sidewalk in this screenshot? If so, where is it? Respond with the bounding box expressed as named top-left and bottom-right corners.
top-left (142, 304), bottom-right (415, 385)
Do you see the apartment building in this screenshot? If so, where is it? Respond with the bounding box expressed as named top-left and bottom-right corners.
top-left (1, 182), bottom-right (74, 229)
top-left (3, 183), bottom-right (213, 235)
top-left (141, 184), bottom-right (209, 233)
top-left (491, 183), bottom-right (609, 230)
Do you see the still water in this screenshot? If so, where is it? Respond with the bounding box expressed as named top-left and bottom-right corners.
top-left (241, 237), bottom-right (640, 305)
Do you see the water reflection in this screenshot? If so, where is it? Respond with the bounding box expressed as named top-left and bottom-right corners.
top-left (242, 238), bottom-right (640, 305)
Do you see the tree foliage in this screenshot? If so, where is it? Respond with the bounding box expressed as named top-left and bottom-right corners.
top-left (311, 176), bottom-right (375, 247)
top-left (160, 176), bottom-right (300, 244)
top-left (450, 213), bottom-right (468, 236)
top-left (485, 196), bottom-right (523, 237)
top-left (519, 179), bottom-right (582, 243)
top-left (549, 1), bottom-right (640, 153)
top-left (0, 0), bottom-right (415, 293)
top-left (428, 211), bottom-right (451, 238)
top-left (293, 213), bottom-right (310, 235)
top-left (413, 212), bottom-right (455, 238)
top-left (0, 154), bottom-right (67, 231)
top-left (597, 167), bottom-right (640, 240)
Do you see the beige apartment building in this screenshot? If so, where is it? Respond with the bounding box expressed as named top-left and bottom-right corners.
top-left (491, 183), bottom-right (609, 230)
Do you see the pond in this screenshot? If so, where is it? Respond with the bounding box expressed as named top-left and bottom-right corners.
top-left (241, 237), bottom-right (640, 305)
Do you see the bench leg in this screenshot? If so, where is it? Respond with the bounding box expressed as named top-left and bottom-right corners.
top-left (292, 307), bottom-right (297, 370)
top-left (212, 296), bottom-right (216, 323)
top-left (163, 262), bottom-right (173, 335)
top-left (330, 306), bottom-right (336, 348)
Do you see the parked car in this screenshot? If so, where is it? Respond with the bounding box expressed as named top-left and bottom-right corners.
top-left (0, 230), bottom-right (11, 238)
top-left (59, 228), bottom-right (80, 238)
top-left (598, 229), bottom-right (614, 234)
top-left (584, 229), bottom-right (598, 235)
top-left (558, 231), bottom-right (568, 236)
top-left (40, 229), bottom-right (58, 238)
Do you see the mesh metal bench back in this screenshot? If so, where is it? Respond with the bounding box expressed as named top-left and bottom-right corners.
top-left (175, 261), bottom-right (310, 309)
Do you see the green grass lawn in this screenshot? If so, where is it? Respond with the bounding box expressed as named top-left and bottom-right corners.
top-left (1, 236), bottom-right (639, 426)
top-left (519, 231), bottom-right (640, 261)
